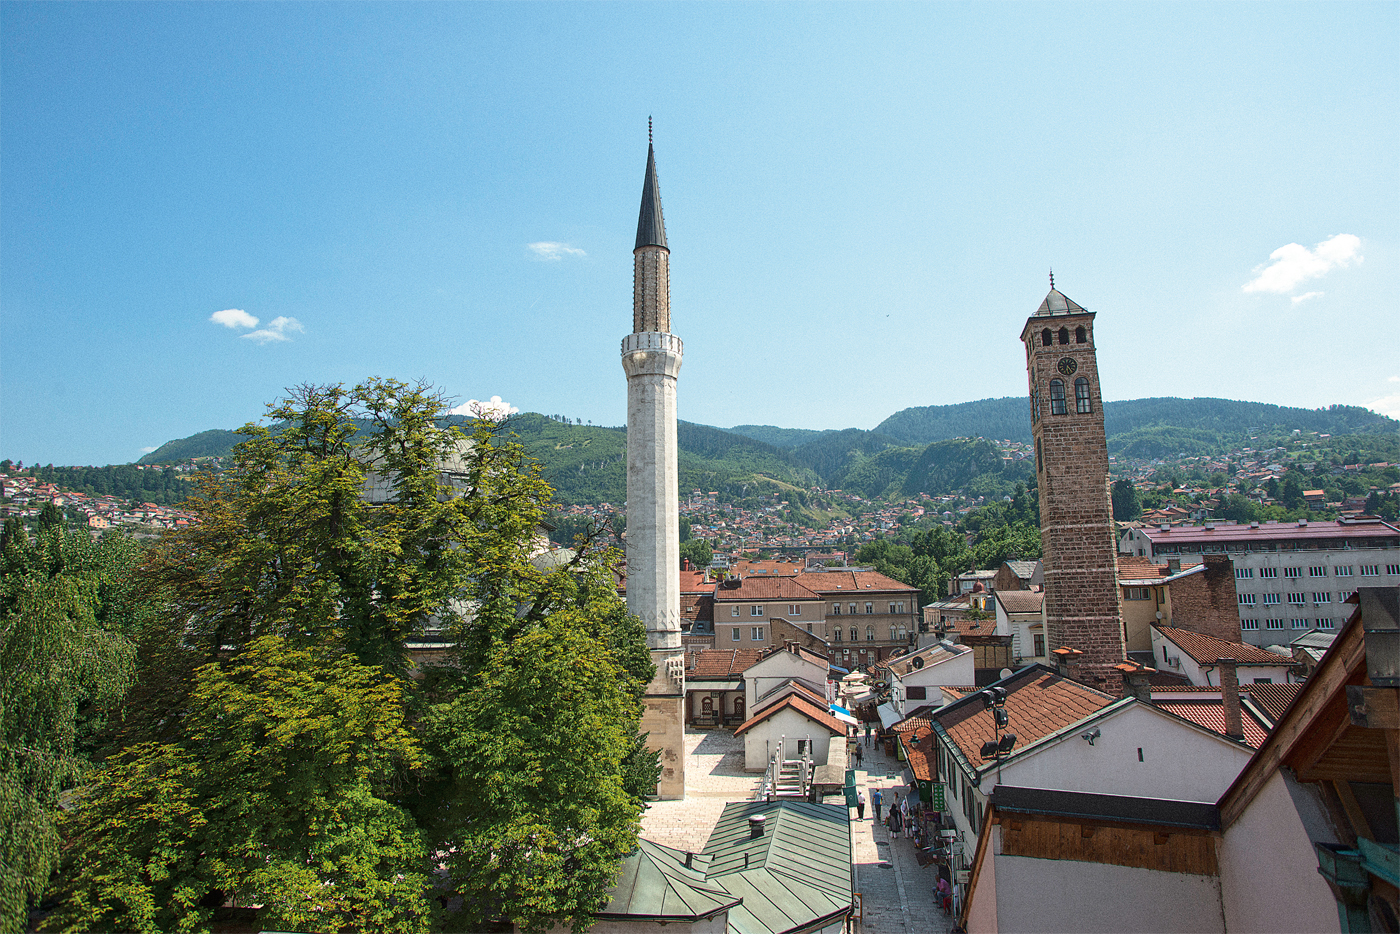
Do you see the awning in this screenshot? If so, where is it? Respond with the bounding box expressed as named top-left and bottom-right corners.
top-left (688, 680), bottom-right (743, 692)
top-left (829, 704), bottom-right (859, 726)
top-left (877, 703), bottom-right (902, 730)
top-left (846, 690), bottom-right (876, 706)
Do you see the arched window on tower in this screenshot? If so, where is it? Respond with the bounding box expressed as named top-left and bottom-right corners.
top-left (1058, 327), bottom-right (1070, 345)
top-left (1075, 377), bottom-right (1092, 414)
top-left (1050, 379), bottom-right (1067, 415)
top-left (1075, 325), bottom-right (1087, 344)
top-left (1041, 328), bottom-right (1053, 347)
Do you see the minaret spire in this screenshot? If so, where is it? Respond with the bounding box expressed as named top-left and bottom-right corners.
top-left (635, 126), bottom-right (668, 251)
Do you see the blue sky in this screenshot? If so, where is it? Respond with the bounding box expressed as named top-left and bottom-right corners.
top-left (3, 2), bottom-right (1396, 466)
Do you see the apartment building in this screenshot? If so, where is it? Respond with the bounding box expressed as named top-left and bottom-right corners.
top-left (801, 569), bottom-right (920, 666)
top-left (1119, 517), bottom-right (1400, 647)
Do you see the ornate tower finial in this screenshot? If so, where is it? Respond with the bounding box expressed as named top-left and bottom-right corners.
top-left (1049, 268), bottom-right (1055, 290)
top-left (648, 115), bottom-right (653, 146)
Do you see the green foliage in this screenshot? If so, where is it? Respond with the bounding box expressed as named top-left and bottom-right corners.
top-left (680, 538), bottom-right (713, 570)
top-left (1111, 479), bottom-right (1142, 521)
top-left (1, 528), bottom-right (143, 931)
top-left (425, 615), bottom-right (642, 934)
top-left (14, 463), bottom-right (194, 507)
top-left (47, 636), bottom-right (431, 934)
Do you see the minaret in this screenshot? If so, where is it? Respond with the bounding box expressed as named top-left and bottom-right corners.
top-left (1020, 276), bottom-right (1126, 692)
top-left (623, 127), bottom-right (685, 799)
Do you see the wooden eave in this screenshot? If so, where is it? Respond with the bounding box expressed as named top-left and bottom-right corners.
top-left (1218, 602), bottom-right (1366, 827)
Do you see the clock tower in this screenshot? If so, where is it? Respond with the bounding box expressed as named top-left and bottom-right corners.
top-left (1020, 279), bottom-right (1126, 691)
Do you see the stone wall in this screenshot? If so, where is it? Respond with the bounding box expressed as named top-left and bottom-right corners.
top-left (1169, 555), bottom-right (1242, 644)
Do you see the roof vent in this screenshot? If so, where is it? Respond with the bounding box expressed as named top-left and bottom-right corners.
top-left (1250, 521), bottom-right (1260, 529)
top-left (1298, 520), bottom-right (1308, 527)
top-left (1159, 523), bottom-right (1170, 532)
top-left (748, 814), bottom-right (766, 839)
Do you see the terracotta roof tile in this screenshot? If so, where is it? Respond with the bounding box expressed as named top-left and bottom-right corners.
top-left (995, 590), bottom-right (1044, 614)
top-left (798, 569), bottom-right (918, 596)
top-left (713, 576), bottom-right (819, 602)
top-left (1155, 626), bottom-right (1293, 666)
top-left (935, 669), bottom-right (1116, 766)
top-left (691, 649), bottom-right (764, 679)
top-left (733, 694), bottom-right (845, 737)
top-left (1243, 683), bottom-right (1303, 724)
top-left (1156, 700), bottom-right (1270, 748)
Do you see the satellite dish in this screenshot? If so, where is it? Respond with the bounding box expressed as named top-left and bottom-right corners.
top-left (912, 657), bottom-right (925, 669)
top-left (999, 668), bottom-right (1013, 679)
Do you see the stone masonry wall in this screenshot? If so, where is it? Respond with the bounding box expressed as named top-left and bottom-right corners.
top-left (1170, 555), bottom-right (1242, 644)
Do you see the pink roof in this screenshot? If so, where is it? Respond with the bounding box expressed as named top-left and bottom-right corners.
top-left (1135, 518), bottom-right (1399, 545)
top-left (1156, 700), bottom-right (1270, 748)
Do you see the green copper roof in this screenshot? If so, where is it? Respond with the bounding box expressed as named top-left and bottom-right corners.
top-left (1033, 287), bottom-right (1087, 316)
top-left (597, 838), bottom-right (738, 922)
top-left (702, 800), bottom-right (853, 934)
top-left (635, 143), bottom-right (668, 251)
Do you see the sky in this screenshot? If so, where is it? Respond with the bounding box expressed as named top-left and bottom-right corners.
top-left (2, 2), bottom-right (1397, 467)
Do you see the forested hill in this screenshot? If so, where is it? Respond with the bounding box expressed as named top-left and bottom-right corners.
top-left (876, 397), bottom-right (1397, 448)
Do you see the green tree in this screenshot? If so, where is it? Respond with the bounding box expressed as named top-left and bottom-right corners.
top-left (1281, 473), bottom-right (1305, 509)
top-left (1111, 479), bottom-right (1142, 521)
top-left (680, 538), bottom-right (713, 570)
top-left (37, 501), bottom-right (63, 532)
top-left (1, 529), bottom-right (142, 931)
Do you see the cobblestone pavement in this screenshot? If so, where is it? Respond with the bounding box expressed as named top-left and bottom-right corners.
top-left (637, 727), bottom-right (954, 934)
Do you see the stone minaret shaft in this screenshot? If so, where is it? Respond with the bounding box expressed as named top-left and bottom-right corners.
top-left (622, 138), bottom-right (685, 799)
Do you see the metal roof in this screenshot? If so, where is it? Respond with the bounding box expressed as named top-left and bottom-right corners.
top-left (993, 785), bottom-right (1221, 831)
top-left (1032, 288), bottom-right (1088, 317)
top-left (635, 143), bottom-right (668, 250)
top-left (702, 800), bottom-right (853, 934)
top-left (1132, 518), bottom-right (1400, 545)
top-left (598, 838), bottom-right (738, 922)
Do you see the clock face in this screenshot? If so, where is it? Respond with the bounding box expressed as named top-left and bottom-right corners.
top-left (1057, 357), bottom-right (1078, 376)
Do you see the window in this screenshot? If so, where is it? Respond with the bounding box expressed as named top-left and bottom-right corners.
top-left (752, 627), bottom-right (764, 641)
top-left (1032, 389), bottom-right (1041, 423)
top-left (850, 604), bottom-right (857, 615)
top-left (833, 628), bottom-right (842, 642)
top-left (788, 604), bottom-right (801, 616)
top-left (1041, 328), bottom-right (1052, 347)
top-left (1288, 592), bottom-right (1306, 605)
top-left (1036, 438), bottom-right (1043, 473)
top-left (751, 605), bottom-right (764, 616)
top-left (907, 686), bottom-right (927, 700)
top-left (1058, 326), bottom-right (1070, 345)
top-left (1252, 678), bottom-right (1273, 685)
top-left (735, 697), bottom-right (744, 716)
top-left (897, 602), bottom-right (905, 613)
top-left (1316, 618), bottom-right (1336, 630)
top-left (889, 603), bottom-right (898, 614)
top-left (701, 696), bottom-right (713, 715)
top-left (866, 625), bottom-right (875, 641)
top-left (1267, 618), bottom-right (1287, 630)
top-left (806, 623), bottom-right (813, 633)
top-left (1075, 378), bottom-right (1091, 414)
top-left (1388, 564), bottom-right (1400, 576)
top-left (1284, 567), bottom-right (1302, 579)
top-left (890, 625), bottom-right (898, 641)
top-left (1238, 594), bottom-right (1256, 607)
top-left (1291, 618), bottom-right (1309, 629)
top-left (865, 602), bottom-right (874, 614)
top-left (1240, 618), bottom-right (1259, 631)
top-left (849, 627), bottom-right (857, 641)
top-left (1075, 325), bottom-right (1087, 344)
top-left (1125, 587), bottom-right (1152, 601)
top-left (1261, 593), bottom-right (1280, 605)
top-left (1360, 565), bottom-right (1380, 576)
top-left (832, 603), bottom-right (842, 615)
top-left (1235, 568), bottom-right (1254, 579)
top-left (1335, 566), bottom-right (1353, 577)
top-left (1313, 592), bottom-right (1331, 604)
top-left (1034, 634), bottom-right (1045, 656)
top-left (1310, 566), bottom-right (1328, 577)
top-left (1049, 379), bottom-right (1067, 415)
top-left (732, 606), bottom-right (740, 618)
top-left (1260, 567), bottom-right (1278, 579)
top-left (732, 628), bottom-right (741, 641)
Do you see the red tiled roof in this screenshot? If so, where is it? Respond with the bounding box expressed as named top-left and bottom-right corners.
top-left (798, 569), bottom-right (918, 596)
top-left (753, 678), bottom-right (828, 713)
top-left (935, 670), bottom-right (1117, 766)
top-left (681, 593), bottom-right (714, 622)
top-left (995, 590), bottom-right (1044, 614)
top-left (897, 722), bottom-right (937, 781)
top-left (733, 694), bottom-right (845, 737)
top-left (1155, 626), bottom-right (1293, 666)
top-left (713, 576), bottom-right (819, 602)
top-left (691, 649), bottom-right (764, 679)
top-left (680, 570), bottom-right (715, 593)
top-left (1242, 683), bottom-right (1303, 724)
top-left (1156, 700), bottom-right (1270, 749)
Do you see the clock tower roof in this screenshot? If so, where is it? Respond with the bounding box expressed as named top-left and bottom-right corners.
top-left (1033, 288), bottom-right (1087, 317)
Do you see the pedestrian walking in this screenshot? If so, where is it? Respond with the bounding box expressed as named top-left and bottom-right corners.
top-left (854, 744), bottom-right (863, 767)
top-left (856, 789), bottom-right (866, 820)
top-left (872, 788), bottom-right (883, 821)
top-left (889, 807), bottom-right (903, 838)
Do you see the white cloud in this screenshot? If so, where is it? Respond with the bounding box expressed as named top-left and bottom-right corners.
top-left (140, 446), bottom-right (157, 454)
top-left (241, 316), bottom-right (305, 344)
top-left (450, 395), bottom-right (519, 421)
top-left (1291, 291), bottom-right (1324, 304)
top-left (527, 241), bottom-right (586, 261)
top-left (1365, 392), bottom-right (1400, 420)
top-left (1242, 233), bottom-right (1362, 295)
top-left (210, 308), bottom-right (259, 329)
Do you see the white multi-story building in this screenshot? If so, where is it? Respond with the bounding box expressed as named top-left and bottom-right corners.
top-left (1119, 517), bottom-right (1400, 647)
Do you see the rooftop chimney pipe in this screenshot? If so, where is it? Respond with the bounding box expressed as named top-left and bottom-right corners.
top-left (1216, 658), bottom-right (1245, 741)
top-left (749, 814), bottom-right (767, 839)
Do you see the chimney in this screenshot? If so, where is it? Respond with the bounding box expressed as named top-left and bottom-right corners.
top-left (684, 851), bottom-right (693, 868)
top-left (1118, 663), bottom-right (1156, 704)
top-left (1166, 558), bottom-right (1181, 574)
top-left (1216, 658), bottom-right (1245, 741)
top-left (748, 814), bottom-right (767, 839)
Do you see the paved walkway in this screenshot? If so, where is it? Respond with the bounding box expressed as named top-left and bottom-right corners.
top-left (638, 727), bottom-right (954, 934)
